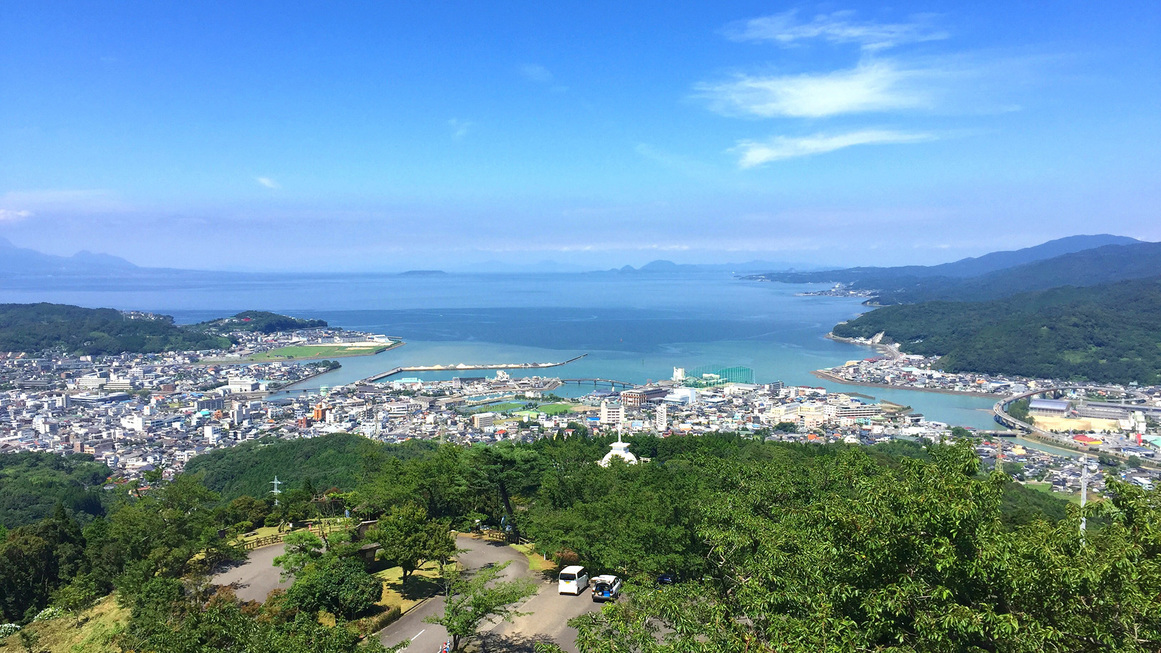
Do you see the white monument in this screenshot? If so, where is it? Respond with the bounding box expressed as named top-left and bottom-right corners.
top-left (599, 432), bottom-right (638, 467)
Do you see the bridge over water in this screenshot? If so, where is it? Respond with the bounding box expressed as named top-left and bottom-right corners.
top-left (992, 385), bottom-right (1149, 457)
top-left (559, 378), bottom-right (633, 389)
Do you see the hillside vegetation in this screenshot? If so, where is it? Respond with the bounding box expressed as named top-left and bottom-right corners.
top-left (871, 240), bottom-right (1161, 304)
top-left (195, 310), bottom-right (327, 334)
top-left (0, 305), bottom-right (334, 355)
top-left (833, 276), bottom-right (1161, 384)
top-left (183, 433), bottom-right (437, 501)
top-left (0, 452), bottom-right (110, 529)
top-left (0, 304), bottom-right (230, 355)
top-left (7, 431), bottom-right (1159, 651)
top-left (755, 234), bottom-right (1139, 295)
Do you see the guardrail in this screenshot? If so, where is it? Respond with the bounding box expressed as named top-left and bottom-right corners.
top-left (242, 533), bottom-right (286, 550)
top-left (479, 529), bottom-right (531, 545)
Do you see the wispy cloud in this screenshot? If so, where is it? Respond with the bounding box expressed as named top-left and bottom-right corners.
top-left (0, 209), bottom-right (33, 222)
top-left (0, 189), bottom-right (126, 212)
top-left (448, 118), bottom-right (472, 140)
top-left (697, 60), bottom-right (933, 118)
top-left (733, 129), bottom-right (935, 167)
top-left (520, 63), bottom-right (568, 92)
top-left (520, 63), bottom-right (554, 83)
top-left (255, 176), bottom-right (280, 189)
top-left (724, 10), bottom-right (947, 52)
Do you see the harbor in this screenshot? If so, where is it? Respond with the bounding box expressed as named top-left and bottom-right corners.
top-left (360, 353), bottom-right (589, 383)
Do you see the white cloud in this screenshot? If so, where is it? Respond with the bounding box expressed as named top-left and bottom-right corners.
top-left (0, 209), bottom-right (33, 222)
top-left (733, 129), bottom-right (935, 167)
top-left (520, 63), bottom-right (554, 83)
top-left (448, 118), bottom-right (472, 140)
top-left (255, 176), bottom-right (280, 189)
top-left (0, 189), bottom-right (126, 212)
top-left (697, 60), bottom-right (933, 118)
top-left (724, 10), bottom-right (947, 52)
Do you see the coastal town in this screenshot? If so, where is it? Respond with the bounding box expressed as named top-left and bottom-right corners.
top-left (2, 319), bottom-right (1161, 504)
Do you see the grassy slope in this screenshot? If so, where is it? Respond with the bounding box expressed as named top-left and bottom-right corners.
top-left (1, 595), bottom-right (128, 653)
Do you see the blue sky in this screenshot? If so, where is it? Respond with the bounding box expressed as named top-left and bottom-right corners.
top-left (1, 1), bottom-right (1158, 271)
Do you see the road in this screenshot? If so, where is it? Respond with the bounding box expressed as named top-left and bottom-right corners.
top-left (993, 385), bottom-right (1150, 458)
top-left (212, 534), bottom-right (601, 651)
top-left (212, 542), bottom-right (292, 603)
top-left (379, 535), bottom-right (600, 653)
top-left (480, 581), bottom-right (600, 653)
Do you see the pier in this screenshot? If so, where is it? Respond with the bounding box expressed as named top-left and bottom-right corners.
top-left (361, 353), bottom-right (588, 383)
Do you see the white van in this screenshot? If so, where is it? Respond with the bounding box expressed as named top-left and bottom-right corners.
top-left (558, 565), bottom-right (589, 595)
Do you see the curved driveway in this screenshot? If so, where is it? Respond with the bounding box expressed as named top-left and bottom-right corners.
top-left (212, 542), bottom-right (292, 603)
top-left (380, 535), bottom-right (599, 653)
top-left (213, 534), bottom-right (599, 652)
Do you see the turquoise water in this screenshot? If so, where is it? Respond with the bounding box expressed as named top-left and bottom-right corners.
top-left (276, 338), bottom-right (1000, 430)
top-left (3, 270), bottom-right (1001, 429)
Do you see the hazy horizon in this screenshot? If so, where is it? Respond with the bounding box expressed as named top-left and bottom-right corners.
top-left (2, 2), bottom-right (1158, 271)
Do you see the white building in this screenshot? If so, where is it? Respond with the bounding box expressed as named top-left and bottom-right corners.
top-left (599, 433), bottom-right (638, 467)
top-left (599, 400), bottom-right (624, 430)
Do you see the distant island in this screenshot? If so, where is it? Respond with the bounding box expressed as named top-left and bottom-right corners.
top-left (398, 269), bottom-right (448, 276)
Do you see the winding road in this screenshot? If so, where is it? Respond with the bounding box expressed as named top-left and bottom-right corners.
top-left (213, 535), bottom-right (600, 652)
top-left (379, 535), bottom-right (600, 653)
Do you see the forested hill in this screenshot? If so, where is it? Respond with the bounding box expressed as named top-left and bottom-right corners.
top-left (0, 303), bottom-right (231, 355)
top-left (833, 276), bottom-right (1161, 384)
top-left (751, 236), bottom-right (1161, 305)
top-left (0, 451), bottom-right (111, 528)
top-left (0, 304), bottom-right (331, 355)
top-left (184, 433), bottom-right (437, 500)
top-left (15, 430), bottom-right (1160, 652)
top-left (751, 234), bottom-right (1138, 290)
top-left (195, 310), bottom-right (327, 334)
top-left (870, 239), bottom-right (1161, 304)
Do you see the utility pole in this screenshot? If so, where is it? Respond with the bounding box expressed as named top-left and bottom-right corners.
top-left (270, 476), bottom-right (282, 507)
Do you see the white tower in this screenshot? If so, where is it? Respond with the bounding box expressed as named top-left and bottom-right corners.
top-left (655, 403), bottom-right (668, 431)
top-left (599, 432), bottom-right (639, 467)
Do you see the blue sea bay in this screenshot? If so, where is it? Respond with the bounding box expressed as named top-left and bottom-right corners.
top-left (2, 271), bottom-right (1000, 429)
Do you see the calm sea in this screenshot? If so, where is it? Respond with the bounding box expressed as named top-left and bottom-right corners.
top-left (1, 271), bottom-right (1000, 429)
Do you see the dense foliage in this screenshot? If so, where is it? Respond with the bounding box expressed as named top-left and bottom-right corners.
top-left (3, 431), bottom-right (1136, 652)
top-left (120, 580), bottom-right (388, 653)
top-left (0, 452), bottom-right (110, 529)
top-left (833, 277), bottom-right (1161, 384)
top-left (870, 240), bottom-right (1161, 304)
top-left (184, 433), bottom-right (437, 501)
top-left (196, 310), bottom-right (327, 334)
top-left (565, 444), bottom-right (1161, 652)
top-left (284, 555), bottom-right (381, 620)
top-left (0, 303), bottom-right (231, 355)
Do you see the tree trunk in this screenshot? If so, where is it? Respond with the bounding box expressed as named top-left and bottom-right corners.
top-left (498, 481), bottom-right (517, 538)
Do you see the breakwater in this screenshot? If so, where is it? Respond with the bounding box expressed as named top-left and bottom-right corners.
top-left (361, 353), bottom-right (588, 383)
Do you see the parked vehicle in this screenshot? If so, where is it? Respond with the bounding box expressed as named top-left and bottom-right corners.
top-left (558, 565), bottom-right (590, 595)
top-left (656, 572), bottom-right (677, 586)
top-left (590, 574), bottom-right (623, 602)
